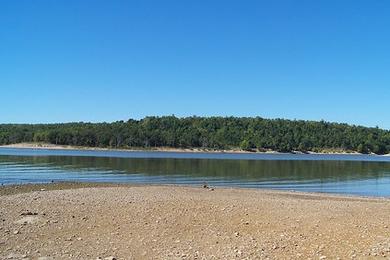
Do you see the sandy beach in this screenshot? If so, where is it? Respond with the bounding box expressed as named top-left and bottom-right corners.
top-left (0, 142), bottom-right (366, 155)
top-left (1, 183), bottom-right (389, 259)
top-left (0, 142), bottom-right (257, 154)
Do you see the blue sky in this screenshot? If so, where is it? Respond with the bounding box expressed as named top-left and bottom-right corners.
top-left (1, 0), bottom-right (390, 128)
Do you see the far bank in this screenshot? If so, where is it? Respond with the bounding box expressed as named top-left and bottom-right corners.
top-left (1, 142), bottom-right (382, 156)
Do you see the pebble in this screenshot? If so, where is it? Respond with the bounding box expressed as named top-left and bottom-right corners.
top-left (6, 253), bottom-right (26, 259)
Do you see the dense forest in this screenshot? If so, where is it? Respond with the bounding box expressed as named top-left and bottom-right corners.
top-left (0, 116), bottom-right (389, 154)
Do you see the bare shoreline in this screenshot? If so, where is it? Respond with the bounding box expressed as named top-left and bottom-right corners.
top-left (0, 142), bottom-right (380, 156)
top-left (1, 183), bottom-right (389, 259)
top-left (1, 181), bottom-right (388, 200)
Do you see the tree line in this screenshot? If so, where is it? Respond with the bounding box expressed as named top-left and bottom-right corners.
top-left (0, 116), bottom-right (389, 154)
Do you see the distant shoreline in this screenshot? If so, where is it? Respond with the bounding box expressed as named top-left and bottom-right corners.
top-left (0, 142), bottom-right (278, 154)
top-left (1, 142), bottom-right (387, 156)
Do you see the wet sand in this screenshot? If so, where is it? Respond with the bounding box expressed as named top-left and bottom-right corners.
top-left (1, 183), bottom-right (389, 259)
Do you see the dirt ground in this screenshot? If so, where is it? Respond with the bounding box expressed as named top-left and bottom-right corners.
top-left (0, 183), bottom-right (389, 259)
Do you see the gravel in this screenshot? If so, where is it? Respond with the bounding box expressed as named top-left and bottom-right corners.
top-left (1, 183), bottom-right (389, 259)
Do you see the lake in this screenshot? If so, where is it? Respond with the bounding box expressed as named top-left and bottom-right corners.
top-left (1, 147), bottom-right (390, 197)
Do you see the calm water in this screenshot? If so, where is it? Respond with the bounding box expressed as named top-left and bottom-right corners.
top-left (1, 148), bottom-right (390, 197)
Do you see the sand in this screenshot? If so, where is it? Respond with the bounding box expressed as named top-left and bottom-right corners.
top-left (0, 143), bottom-right (251, 154)
top-left (1, 183), bottom-right (389, 259)
top-left (0, 142), bottom-right (365, 155)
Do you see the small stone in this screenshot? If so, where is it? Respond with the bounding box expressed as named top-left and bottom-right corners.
top-left (15, 216), bottom-right (40, 225)
top-left (13, 230), bottom-right (19, 235)
top-left (6, 253), bottom-right (25, 259)
top-left (104, 257), bottom-right (116, 260)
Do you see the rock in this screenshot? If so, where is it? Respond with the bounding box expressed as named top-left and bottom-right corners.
top-left (104, 257), bottom-right (116, 260)
top-left (6, 253), bottom-right (26, 259)
top-left (15, 216), bottom-right (40, 225)
top-left (13, 230), bottom-right (19, 235)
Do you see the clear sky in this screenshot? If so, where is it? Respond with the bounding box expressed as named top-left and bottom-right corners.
top-left (1, 0), bottom-right (390, 128)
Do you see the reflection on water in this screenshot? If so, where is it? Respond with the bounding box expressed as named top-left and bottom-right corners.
top-left (0, 148), bottom-right (390, 197)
